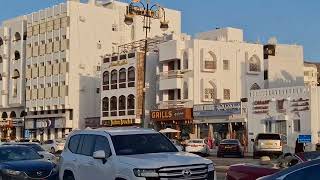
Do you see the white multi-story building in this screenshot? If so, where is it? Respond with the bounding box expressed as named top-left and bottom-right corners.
top-left (303, 63), bottom-right (318, 86)
top-left (0, 16), bottom-right (27, 140)
top-left (151, 28), bottom-right (265, 140)
top-left (248, 86), bottom-right (320, 153)
top-left (263, 43), bottom-right (304, 88)
top-left (0, 0), bottom-right (181, 141)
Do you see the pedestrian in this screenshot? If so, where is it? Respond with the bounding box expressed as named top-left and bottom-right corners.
top-left (295, 138), bottom-right (304, 153)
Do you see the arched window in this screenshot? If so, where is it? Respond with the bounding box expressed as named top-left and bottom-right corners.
top-left (20, 111), bottom-right (26, 117)
top-left (1, 112), bottom-right (8, 119)
top-left (204, 51), bottom-right (217, 71)
top-left (0, 55), bottom-right (2, 63)
top-left (204, 80), bottom-right (217, 101)
top-left (110, 96), bottom-right (117, 116)
top-left (14, 32), bottom-right (21, 41)
top-left (9, 111), bottom-right (16, 118)
top-left (249, 55), bottom-right (261, 72)
top-left (111, 70), bottom-right (118, 89)
top-left (12, 69), bottom-right (20, 79)
top-left (250, 83), bottom-right (261, 90)
top-left (102, 97), bottom-right (109, 117)
top-left (119, 68), bottom-right (126, 88)
top-left (119, 95), bottom-right (126, 116)
top-left (183, 51), bottom-right (188, 70)
top-left (14, 51), bottom-right (21, 60)
top-left (128, 67), bottom-right (135, 87)
top-left (103, 71), bottom-right (109, 90)
top-left (127, 94), bottom-right (135, 115)
top-left (0, 37), bottom-right (3, 47)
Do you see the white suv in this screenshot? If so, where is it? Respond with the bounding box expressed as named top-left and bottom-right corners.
top-left (59, 128), bottom-right (215, 180)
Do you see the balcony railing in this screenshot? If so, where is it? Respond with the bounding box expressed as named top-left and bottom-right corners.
top-left (159, 70), bottom-right (185, 80)
top-left (158, 100), bottom-right (193, 109)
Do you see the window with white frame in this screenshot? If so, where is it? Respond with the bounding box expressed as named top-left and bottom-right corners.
top-left (223, 60), bottom-right (230, 70)
top-left (223, 89), bottom-right (231, 100)
top-left (293, 119), bottom-right (301, 132)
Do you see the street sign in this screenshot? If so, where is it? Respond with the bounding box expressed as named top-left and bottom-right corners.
top-left (298, 134), bottom-right (312, 143)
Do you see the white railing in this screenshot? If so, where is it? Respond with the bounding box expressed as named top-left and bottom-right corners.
top-left (159, 70), bottom-right (184, 80)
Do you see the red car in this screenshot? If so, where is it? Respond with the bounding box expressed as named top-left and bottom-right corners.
top-left (226, 151), bottom-right (320, 180)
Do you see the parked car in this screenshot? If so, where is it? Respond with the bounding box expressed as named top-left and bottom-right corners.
top-left (59, 128), bottom-right (215, 180)
top-left (257, 159), bottom-right (320, 180)
top-left (170, 139), bottom-right (183, 151)
top-left (0, 145), bottom-right (58, 179)
top-left (253, 133), bottom-right (283, 158)
top-left (3, 142), bottom-right (56, 161)
top-left (185, 139), bottom-right (210, 156)
top-left (226, 151), bottom-right (320, 180)
top-left (42, 139), bottom-right (66, 153)
top-left (217, 139), bottom-right (244, 158)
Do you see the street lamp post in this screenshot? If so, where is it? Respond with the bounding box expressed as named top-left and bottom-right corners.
top-left (124, 0), bottom-right (168, 127)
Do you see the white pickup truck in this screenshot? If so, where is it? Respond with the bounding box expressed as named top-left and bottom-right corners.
top-left (59, 127), bottom-right (216, 180)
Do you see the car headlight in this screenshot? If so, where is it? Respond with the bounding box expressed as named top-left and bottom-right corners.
top-left (208, 163), bottom-right (215, 172)
top-left (2, 169), bottom-right (27, 177)
top-left (133, 169), bottom-right (159, 177)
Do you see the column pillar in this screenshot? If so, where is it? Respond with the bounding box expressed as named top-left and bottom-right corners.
top-left (36, 129), bottom-right (40, 140)
top-left (50, 128), bottom-right (55, 139)
top-left (16, 127), bottom-right (21, 140)
top-left (209, 124), bottom-right (214, 139)
top-left (58, 128), bottom-right (62, 139)
top-left (43, 129), bottom-right (48, 141)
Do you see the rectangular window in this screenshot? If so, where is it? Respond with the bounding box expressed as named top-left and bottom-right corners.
top-left (294, 119), bottom-right (301, 132)
top-left (204, 88), bottom-right (215, 99)
top-left (168, 90), bottom-right (175, 100)
top-left (264, 70), bottom-right (268, 80)
top-left (223, 60), bottom-right (230, 70)
top-left (224, 89), bottom-right (231, 100)
top-left (204, 60), bottom-right (216, 70)
top-left (265, 121), bottom-right (272, 133)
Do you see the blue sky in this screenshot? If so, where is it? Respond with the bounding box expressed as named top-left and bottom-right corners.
top-left (1, 0), bottom-right (319, 61)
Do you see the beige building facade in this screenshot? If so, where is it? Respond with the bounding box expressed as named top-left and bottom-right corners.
top-left (0, 0), bottom-right (181, 140)
top-left (304, 63), bottom-right (318, 86)
top-left (0, 16), bottom-right (27, 140)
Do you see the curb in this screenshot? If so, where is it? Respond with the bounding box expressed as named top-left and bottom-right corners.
top-left (215, 166), bottom-right (229, 172)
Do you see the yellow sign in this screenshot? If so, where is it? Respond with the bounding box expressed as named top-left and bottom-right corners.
top-left (109, 60), bottom-right (128, 68)
top-left (132, 0), bottom-right (141, 2)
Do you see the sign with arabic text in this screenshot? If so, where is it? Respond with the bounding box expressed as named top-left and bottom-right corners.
top-left (193, 102), bottom-right (241, 117)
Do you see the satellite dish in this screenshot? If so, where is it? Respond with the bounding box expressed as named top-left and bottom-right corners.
top-left (268, 37), bottom-right (278, 45)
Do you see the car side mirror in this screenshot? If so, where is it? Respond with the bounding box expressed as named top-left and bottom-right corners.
top-left (93, 150), bottom-right (107, 164)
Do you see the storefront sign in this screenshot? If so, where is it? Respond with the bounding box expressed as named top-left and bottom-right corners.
top-left (136, 52), bottom-right (145, 119)
top-left (0, 120), bottom-right (11, 127)
top-left (150, 108), bottom-right (193, 121)
top-left (193, 102), bottom-right (241, 117)
top-left (298, 135), bottom-right (312, 143)
top-left (108, 60), bottom-right (128, 68)
top-left (102, 119), bottom-right (134, 127)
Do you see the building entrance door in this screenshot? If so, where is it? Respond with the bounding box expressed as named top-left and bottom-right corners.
top-left (274, 120), bottom-right (287, 136)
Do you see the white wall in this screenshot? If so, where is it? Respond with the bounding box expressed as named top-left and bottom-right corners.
top-left (266, 44), bottom-right (304, 88)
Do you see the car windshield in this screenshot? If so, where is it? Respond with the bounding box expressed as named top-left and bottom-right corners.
top-left (189, 140), bottom-right (204, 144)
top-left (111, 133), bottom-right (178, 155)
top-left (257, 134), bottom-right (281, 140)
top-left (221, 139), bottom-right (239, 144)
top-left (21, 144), bottom-right (45, 152)
top-left (0, 146), bottom-right (42, 162)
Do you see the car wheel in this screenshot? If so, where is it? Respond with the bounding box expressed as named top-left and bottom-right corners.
top-left (50, 147), bottom-right (55, 154)
top-left (63, 172), bottom-right (75, 180)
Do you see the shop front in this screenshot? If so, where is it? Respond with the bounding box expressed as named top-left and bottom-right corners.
top-left (150, 108), bottom-right (193, 140)
top-left (193, 102), bottom-right (247, 145)
top-left (0, 119), bottom-right (24, 140)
